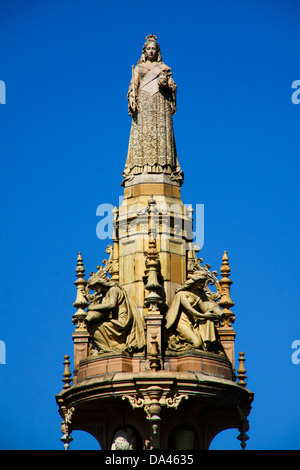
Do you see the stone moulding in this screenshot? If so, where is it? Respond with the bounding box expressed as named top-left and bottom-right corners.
top-left (56, 368), bottom-right (253, 449)
top-left (72, 349), bottom-right (234, 384)
top-left (56, 369), bottom-right (252, 414)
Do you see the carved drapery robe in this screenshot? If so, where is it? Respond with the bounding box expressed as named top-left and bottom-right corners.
top-left (123, 61), bottom-right (182, 180)
top-left (165, 290), bottom-right (220, 352)
top-left (87, 284), bottom-right (145, 354)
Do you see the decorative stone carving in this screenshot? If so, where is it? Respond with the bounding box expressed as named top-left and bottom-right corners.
top-left (72, 252), bottom-right (89, 331)
top-left (165, 270), bottom-right (223, 352)
top-left (111, 428), bottom-right (138, 450)
top-left (216, 251), bottom-right (235, 327)
top-left (144, 237), bottom-right (163, 312)
top-left (148, 334), bottom-right (160, 371)
top-left (237, 352), bottom-right (247, 386)
top-left (85, 267), bottom-right (145, 354)
top-left (215, 251), bottom-right (236, 366)
top-left (122, 35), bottom-right (183, 185)
top-left (122, 394), bottom-right (145, 409)
top-left (186, 245), bottom-right (221, 301)
top-left (122, 386), bottom-right (189, 449)
top-left (62, 355), bottom-right (72, 390)
top-left (165, 394), bottom-right (188, 409)
top-left (237, 406), bottom-right (250, 450)
top-left (59, 404), bottom-right (75, 450)
top-left (102, 244), bottom-right (119, 280)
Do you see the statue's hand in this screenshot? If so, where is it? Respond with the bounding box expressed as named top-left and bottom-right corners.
top-left (203, 312), bottom-right (222, 320)
top-left (129, 95), bottom-right (137, 114)
top-left (169, 101), bottom-right (176, 114)
top-left (158, 73), bottom-right (168, 88)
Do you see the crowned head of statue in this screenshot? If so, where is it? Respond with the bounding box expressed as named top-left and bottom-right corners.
top-left (138, 34), bottom-right (162, 64)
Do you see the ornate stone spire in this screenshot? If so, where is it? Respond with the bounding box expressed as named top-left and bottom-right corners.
top-left (72, 252), bottom-right (89, 331)
top-left (144, 237), bottom-right (163, 312)
top-left (62, 355), bottom-right (72, 390)
top-left (216, 251), bottom-right (236, 368)
top-left (237, 352), bottom-right (247, 386)
top-left (217, 251), bottom-right (235, 327)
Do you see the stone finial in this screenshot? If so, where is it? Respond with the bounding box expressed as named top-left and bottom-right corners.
top-left (60, 404), bottom-right (75, 450)
top-left (237, 352), bottom-right (247, 386)
top-left (62, 355), bottom-right (72, 389)
top-left (72, 252), bottom-right (89, 330)
top-left (237, 406), bottom-right (250, 450)
top-left (149, 334), bottom-right (160, 372)
top-left (144, 238), bottom-right (162, 312)
top-left (217, 251), bottom-right (235, 327)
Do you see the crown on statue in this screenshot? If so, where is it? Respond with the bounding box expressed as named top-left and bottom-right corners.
top-left (145, 34), bottom-right (157, 42)
top-left (87, 265), bottom-right (111, 288)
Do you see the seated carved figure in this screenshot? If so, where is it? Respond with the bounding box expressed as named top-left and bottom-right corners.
top-left (85, 269), bottom-right (145, 354)
top-left (165, 271), bottom-right (223, 353)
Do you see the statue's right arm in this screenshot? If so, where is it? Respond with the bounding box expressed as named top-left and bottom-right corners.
top-left (88, 288), bottom-right (118, 312)
top-left (128, 92), bottom-right (137, 115)
top-left (86, 288), bottom-right (119, 323)
top-left (127, 68), bottom-right (139, 115)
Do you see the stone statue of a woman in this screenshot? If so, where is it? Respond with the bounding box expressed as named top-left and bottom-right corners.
top-left (122, 34), bottom-right (183, 185)
top-left (85, 269), bottom-right (145, 354)
top-left (165, 271), bottom-right (223, 353)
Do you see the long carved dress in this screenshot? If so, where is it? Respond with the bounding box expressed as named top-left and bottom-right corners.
top-left (123, 60), bottom-right (182, 181)
top-left (89, 285), bottom-right (145, 354)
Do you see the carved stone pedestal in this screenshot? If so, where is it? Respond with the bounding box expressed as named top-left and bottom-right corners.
top-left (72, 331), bottom-right (91, 384)
top-left (144, 313), bottom-right (164, 370)
top-left (217, 327), bottom-right (236, 370)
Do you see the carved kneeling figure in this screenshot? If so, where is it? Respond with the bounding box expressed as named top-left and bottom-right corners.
top-left (165, 271), bottom-right (223, 352)
top-left (85, 269), bottom-right (145, 354)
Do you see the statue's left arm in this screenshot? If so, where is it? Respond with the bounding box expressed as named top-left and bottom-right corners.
top-left (168, 72), bottom-right (177, 114)
top-left (158, 67), bottom-right (177, 114)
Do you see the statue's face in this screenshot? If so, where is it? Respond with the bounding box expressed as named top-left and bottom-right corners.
top-left (92, 282), bottom-right (104, 293)
top-left (145, 41), bottom-right (158, 61)
top-left (194, 279), bottom-right (206, 290)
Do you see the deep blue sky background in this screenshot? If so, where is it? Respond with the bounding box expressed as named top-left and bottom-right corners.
top-left (1, 0), bottom-right (300, 450)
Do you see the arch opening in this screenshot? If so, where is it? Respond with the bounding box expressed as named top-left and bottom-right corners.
top-left (69, 430), bottom-right (101, 450)
top-left (209, 428), bottom-right (240, 450)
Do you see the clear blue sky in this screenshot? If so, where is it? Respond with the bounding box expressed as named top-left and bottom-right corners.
top-left (1, 0), bottom-right (300, 450)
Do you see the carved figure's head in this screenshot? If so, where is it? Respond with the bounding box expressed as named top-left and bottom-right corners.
top-left (189, 271), bottom-right (208, 289)
top-left (139, 34), bottom-right (162, 63)
top-left (175, 271), bottom-right (208, 293)
top-left (87, 266), bottom-right (115, 292)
